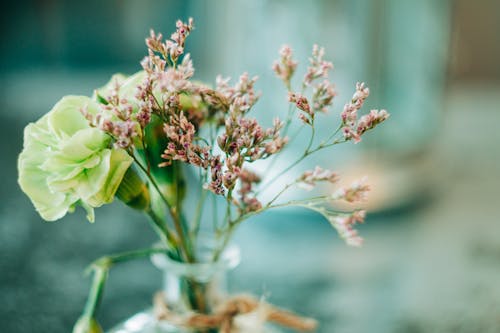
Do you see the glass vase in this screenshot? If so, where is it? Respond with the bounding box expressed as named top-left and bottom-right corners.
top-left (108, 241), bottom-right (281, 333)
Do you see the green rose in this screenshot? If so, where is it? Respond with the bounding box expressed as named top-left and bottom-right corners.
top-left (18, 95), bottom-right (133, 222)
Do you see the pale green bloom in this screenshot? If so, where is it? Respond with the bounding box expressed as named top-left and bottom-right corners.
top-left (18, 95), bottom-right (133, 222)
top-left (94, 71), bottom-right (146, 103)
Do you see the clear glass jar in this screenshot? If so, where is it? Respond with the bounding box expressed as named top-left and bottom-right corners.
top-left (108, 242), bottom-right (281, 333)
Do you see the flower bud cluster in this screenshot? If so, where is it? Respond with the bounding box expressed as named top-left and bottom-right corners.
top-left (332, 177), bottom-right (370, 203)
top-left (272, 45), bottom-right (298, 87)
top-left (329, 210), bottom-right (366, 247)
top-left (83, 81), bottom-right (140, 149)
top-left (216, 73), bottom-right (260, 115)
top-left (238, 169), bottom-right (262, 213)
top-left (341, 82), bottom-right (370, 126)
top-left (298, 166), bottom-right (339, 191)
top-left (303, 45), bottom-right (333, 86)
top-left (284, 45), bottom-right (337, 125)
top-left (145, 18), bottom-right (193, 65)
top-left (204, 75), bottom-right (288, 211)
top-left (160, 112), bottom-right (211, 168)
top-left (356, 109), bottom-right (389, 137)
top-left (340, 82), bottom-right (388, 143)
top-left (311, 79), bottom-right (337, 113)
top-left (288, 92), bottom-right (313, 125)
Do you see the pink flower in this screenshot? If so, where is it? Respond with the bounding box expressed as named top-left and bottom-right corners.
top-left (332, 177), bottom-right (370, 203)
top-left (298, 166), bottom-right (339, 191)
top-left (340, 83), bottom-right (389, 143)
top-left (341, 82), bottom-right (370, 126)
top-left (160, 113), bottom-right (211, 168)
top-left (329, 210), bottom-right (366, 247)
top-left (311, 79), bottom-right (337, 113)
top-left (206, 156), bottom-right (225, 195)
top-left (272, 45), bottom-right (298, 87)
top-left (303, 44), bottom-right (333, 86)
top-left (356, 109), bottom-right (389, 136)
top-left (288, 92), bottom-right (311, 113)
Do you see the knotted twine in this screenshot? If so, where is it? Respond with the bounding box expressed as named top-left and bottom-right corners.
top-left (154, 292), bottom-right (318, 333)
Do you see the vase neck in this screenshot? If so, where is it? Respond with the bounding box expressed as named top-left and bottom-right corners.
top-left (163, 268), bottom-right (228, 314)
top-left (152, 242), bottom-right (240, 314)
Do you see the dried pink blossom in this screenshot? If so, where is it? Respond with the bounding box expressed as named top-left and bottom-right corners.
top-left (329, 210), bottom-right (366, 247)
top-left (206, 156), bottom-right (225, 195)
top-left (303, 44), bottom-right (333, 86)
top-left (342, 126), bottom-right (361, 143)
top-left (344, 229), bottom-right (364, 247)
top-left (272, 45), bottom-right (298, 87)
top-left (332, 177), bottom-right (370, 203)
top-left (242, 196), bottom-right (262, 213)
top-left (311, 79), bottom-right (337, 113)
top-left (83, 80), bottom-right (140, 149)
top-left (217, 73), bottom-right (260, 115)
top-left (298, 166), bottom-right (339, 191)
top-left (288, 92), bottom-right (315, 125)
top-left (288, 92), bottom-right (311, 114)
top-left (238, 169), bottom-right (262, 213)
top-left (341, 82), bottom-right (370, 126)
top-left (157, 69), bottom-right (192, 93)
top-left (356, 109), bottom-right (389, 136)
top-left (218, 115), bottom-right (286, 163)
top-left (160, 112), bottom-right (211, 168)
top-left (340, 83), bottom-right (388, 143)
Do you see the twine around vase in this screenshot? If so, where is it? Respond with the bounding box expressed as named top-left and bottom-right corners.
top-left (153, 291), bottom-right (317, 333)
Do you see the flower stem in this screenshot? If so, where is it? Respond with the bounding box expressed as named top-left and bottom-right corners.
top-left (146, 208), bottom-right (178, 252)
top-left (257, 135), bottom-right (345, 195)
top-left (82, 265), bottom-right (107, 319)
top-left (191, 188), bottom-right (208, 239)
top-left (81, 248), bottom-right (169, 320)
top-left (131, 153), bottom-right (194, 262)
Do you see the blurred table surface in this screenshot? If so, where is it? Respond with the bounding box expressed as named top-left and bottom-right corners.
top-left (1, 78), bottom-right (499, 333)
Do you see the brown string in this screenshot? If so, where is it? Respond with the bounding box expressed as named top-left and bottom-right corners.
top-left (154, 292), bottom-right (317, 332)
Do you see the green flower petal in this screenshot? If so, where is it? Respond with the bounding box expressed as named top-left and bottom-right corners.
top-left (48, 96), bottom-right (98, 140)
top-left (94, 73), bottom-right (128, 100)
top-left (87, 149), bottom-right (133, 206)
top-left (18, 142), bottom-right (78, 221)
top-left (59, 128), bottom-right (111, 160)
top-left (18, 95), bottom-right (133, 222)
top-left (75, 150), bottom-right (111, 202)
top-left (120, 71), bottom-right (146, 99)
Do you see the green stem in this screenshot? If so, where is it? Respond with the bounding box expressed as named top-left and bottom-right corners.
top-left (223, 189), bottom-right (233, 229)
top-left (257, 151), bottom-right (308, 195)
top-left (140, 128), bottom-right (152, 175)
top-left (212, 191), bottom-right (219, 235)
top-left (192, 188), bottom-right (208, 239)
top-left (82, 266), bottom-right (107, 319)
top-left (268, 196), bottom-right (331, 209)
top-left (132, 154), bottom-right (194, 262)
top-left (146, 209), bottom-right (178, 251)
top-left (305, 124), bottom-right (316, 152)
top-left (213, 193), bottom-right (336, 261)
top-left (265, 181), bottom-right (297, 207)
top-left (257, 136), bottom-right (345, 195)
top-left (81, 248), bottom-right (168, 320)
top-left (212, 222), bottom-right (237, 262)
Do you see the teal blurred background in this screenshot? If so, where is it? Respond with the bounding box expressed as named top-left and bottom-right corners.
top-left (1, 1), bottom-right (500, 332)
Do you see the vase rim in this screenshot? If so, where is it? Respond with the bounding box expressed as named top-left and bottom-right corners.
top-left (151, 240), bottom-right (241, 280)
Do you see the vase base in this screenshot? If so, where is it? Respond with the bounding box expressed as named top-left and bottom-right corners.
top-left (108, 309), bottom-right (283, 333)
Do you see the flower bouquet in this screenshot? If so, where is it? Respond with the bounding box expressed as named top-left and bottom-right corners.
top-left (18, 18), bottom-right (388, 333)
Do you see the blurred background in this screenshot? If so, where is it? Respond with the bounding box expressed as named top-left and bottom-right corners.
top-left (1, 0), bottom-right (500, 332)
